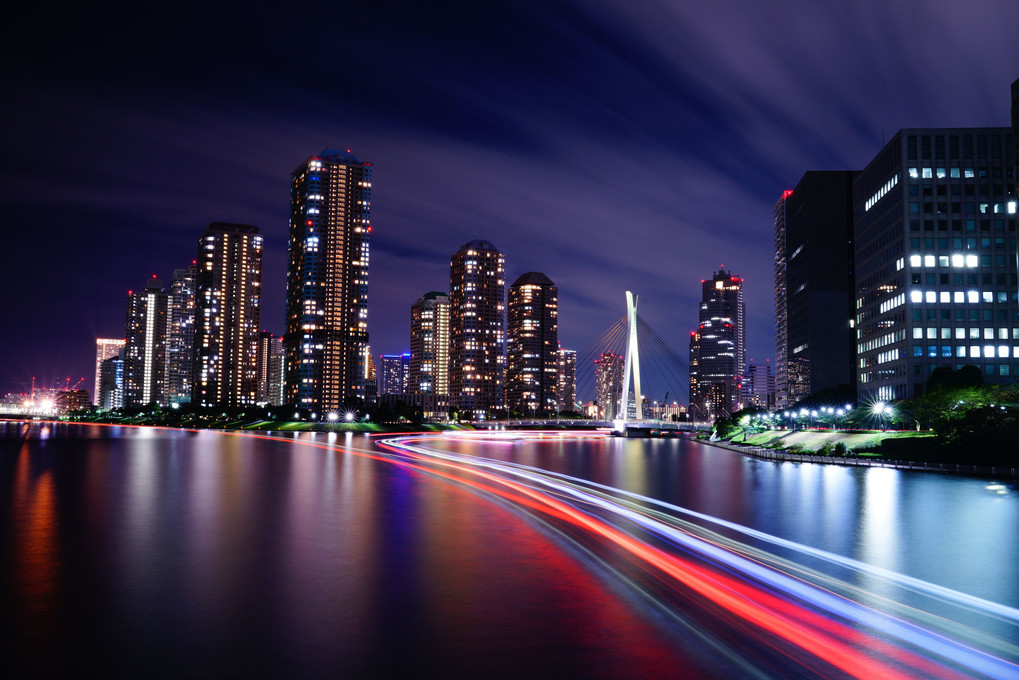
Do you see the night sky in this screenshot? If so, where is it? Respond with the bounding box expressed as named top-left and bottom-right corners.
top-left (2, 1), bottom-right (1017, 397)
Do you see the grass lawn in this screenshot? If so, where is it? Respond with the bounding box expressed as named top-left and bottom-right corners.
top-left (729, 428), bottom-right (934, 453)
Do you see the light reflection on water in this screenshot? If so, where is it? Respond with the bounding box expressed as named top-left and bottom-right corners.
top-left (426, 432), bottom-right (1019, 627)
top-left (1, 422), bottom-right (1017, 679)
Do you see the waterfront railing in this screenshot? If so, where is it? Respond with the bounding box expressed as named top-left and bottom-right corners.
top-left (703, 439), bottom-right (1017, 479)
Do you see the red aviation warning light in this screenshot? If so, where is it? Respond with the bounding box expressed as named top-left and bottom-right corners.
top-left (782, 189), bottom-right (794, 200)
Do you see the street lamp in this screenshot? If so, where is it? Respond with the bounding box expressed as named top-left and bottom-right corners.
top-left (872, 401), bottom-right (893, 430)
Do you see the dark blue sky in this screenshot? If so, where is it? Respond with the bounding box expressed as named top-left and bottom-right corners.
top-left (2, 0), bottom-right (1017, 396)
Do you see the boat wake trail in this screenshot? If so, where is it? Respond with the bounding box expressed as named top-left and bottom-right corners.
top-left (376, 431), bottom-right (1019, 680)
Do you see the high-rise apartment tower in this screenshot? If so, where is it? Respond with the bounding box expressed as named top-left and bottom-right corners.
top-left (166, 262), bottom-right (197, 405)
top-left (449, 240), bottom-right (506, 419)
top-left (595, 352), bottom-right (623, 420)
top-left (284, 150), bottom-right (372, 412)
top-left (409, 292), bottom-right (450, 398)
top-left (506, 272), bottom-right (559, 416)
top-left (192, 222), bottom-right (262, 407)
top-left (123, 276), bottom-right (168, 408)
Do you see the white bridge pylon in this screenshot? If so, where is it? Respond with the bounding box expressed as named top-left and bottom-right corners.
top-left (619, 291), bottom-right (643, 422)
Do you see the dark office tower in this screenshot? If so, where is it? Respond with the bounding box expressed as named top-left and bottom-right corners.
top-left (1013, 79), bottom-right (1019, 200)
top-left (409, 292), bottom-right (450, 397)
top-left (270, 354), bottom-right (284, 406)
top-left (94, 338), bottom-right (125, 406)
top-left (256, 331), bottom-right (284, 406)
top-left (166, 262), bottom-right (197, 405)
top-left (99, 349), bottom-right (124, 410)
top-left (123, 276), bottom-right (168, 407)
top-left (506, 272), bottom-right (559, 416)
top-left (193, 222), bottom-right (263, 407)
top-left (284, 150), bottom-right (372, 413)
top-left (595, 352), bottom-right (623, 419)
top-left (854, 129), bottom-right (1018, 402)
top-left (745, 359), bottom-right (776, 409)
top-left (557, 346), bottom-right (576, 413)
top-left (688, 331), bottom-right (702, 419)
top-left (773, 190), bottom-right (792, 408)
top-left (449, 240), bottom-right (506, 419)
top-left (690, 270), bottom-right (745, 420)
top-left (783, 172), bottom-right (857, 403)
top-left (379, 354), bottom-right (407, 396)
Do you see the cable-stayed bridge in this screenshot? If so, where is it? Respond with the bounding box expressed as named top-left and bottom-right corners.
top-left (502, 292), bottom-right (700, 435)
top-left (480, 292), bottom-right (705, 436)
top-left (574, 291), bottom-right (694, 425)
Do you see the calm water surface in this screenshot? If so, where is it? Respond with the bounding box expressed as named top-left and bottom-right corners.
top-left (1, 422), bottom-right (1016, 679)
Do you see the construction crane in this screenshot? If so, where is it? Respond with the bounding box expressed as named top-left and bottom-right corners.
top-left (63, 377), bottom-right (86, 391)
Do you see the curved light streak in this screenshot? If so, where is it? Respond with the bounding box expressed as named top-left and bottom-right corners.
top-left (377, 431), bottom-right (1019, 680)
top-left (33, 424), bottom-right (1019, 679)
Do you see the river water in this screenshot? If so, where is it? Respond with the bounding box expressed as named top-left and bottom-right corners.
top-left (2, 421), bottom-right (1017, 679)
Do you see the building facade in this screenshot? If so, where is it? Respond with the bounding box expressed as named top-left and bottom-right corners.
top-left (1013, 79), bottom-right (1019, 227)
top-left (409, 291), bottom-right (450, 400)
top-left (689, 270), bottom-right (745, 420)
top-left (123, 276), bottom-right (168, 408)
top-left (56, 390), bottom-right (89, 413)
top-left (449, 240), bottom-right (506, 419)
top-left (284, 150), bottom-right (372, 413)
top-left (595, 352), bottom-right (623, 420)
top-left (854, 128), bottom-right (1017, 401)
top-left (745, 359), bottom-right (777, 409)
top-left (94, 338), bottom-right (125, 406)
top-left (688, 331), bottom-right (702, 419)
top-left (506, 272), bottom-right (559, 416)
top-left (784, 171), bottom-right (857, 403)
top-left (192, 222), bottom-right (263, 407)
top-left (557, 346), bottom-right (577, 413)
top-left (99, 351), bottom-right (124, 410)
top-left (256, 331), bottom-right (284, 406)
top-left (379, 353), bottom-right (410, 396)
top-left (166, 263), bottom-right (197, 405)
top-left (773, 190), bottom-right (791, 409)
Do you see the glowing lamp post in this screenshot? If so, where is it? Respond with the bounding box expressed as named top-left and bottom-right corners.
top-left (872, 401), bottom-right (893, 430)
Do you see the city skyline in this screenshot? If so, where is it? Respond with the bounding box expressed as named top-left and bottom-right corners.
top-left (3, 2), bottom-right (1019, 395)
top-left (2, 4), bottom-right (1019, 673)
